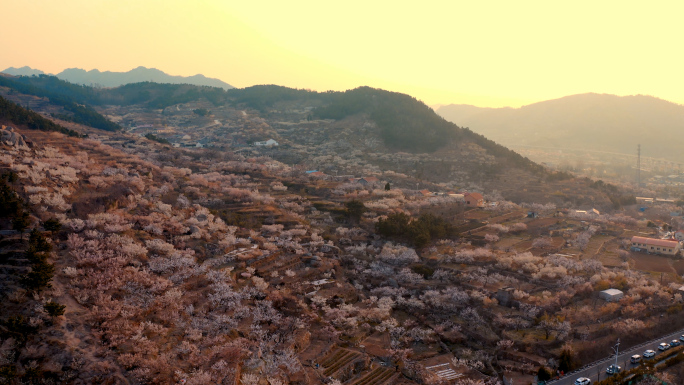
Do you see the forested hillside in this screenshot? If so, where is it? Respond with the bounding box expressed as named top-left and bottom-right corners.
top-left (0, 76), bottom-right (119, 131)
top-left (0, 96), bottom-right (80, 137)
top-left (0, 75), bottom-right (229, 111)
top-left (0, 77), bottom-right (543, 168)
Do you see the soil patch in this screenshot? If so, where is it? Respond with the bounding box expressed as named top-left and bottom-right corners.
top-left (630, 253), bottom-right (676, 274)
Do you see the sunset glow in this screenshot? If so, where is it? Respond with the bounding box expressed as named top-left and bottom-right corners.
top-left (2, 0), bottom-right (683, 107)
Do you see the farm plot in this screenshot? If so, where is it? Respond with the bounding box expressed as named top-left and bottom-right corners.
top-left (583, 235), bottom-right (614, 256)
top-left (524, 217), bottom-right (558, 231)
top-left (596, 252), bottom-right (623, 268)
top-left (629, 253), bottom-right (676, 274)
top-left (463, 210), bottom-right (491, 220)
top-left (320, 348), bottom-right (361, 377)
top-left (350, 367), bottom-right (395, 385)
top-left (673, 260), bottom-right (684, 276)
top-left (496, 237), bottom-right (524, 250)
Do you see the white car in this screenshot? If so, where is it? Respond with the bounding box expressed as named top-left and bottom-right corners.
top-left (659, 342), bottom-right (671, 351)
top-left (630, 354), bottom-right (641, 364)
top-left (680, 334), bottom-right (684, 342)
top-left (574, 377), bottom-right (591, 385)
top-left (643, 349), bottom-right (656, 358)
top-left (606, 364), bottom-right (621, 375)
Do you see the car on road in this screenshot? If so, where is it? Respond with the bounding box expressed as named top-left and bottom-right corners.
top-left (680, 334), bottom-right (684, 342)
top-left (606, 364), bottom-right (622, 375)
top-left (659, 342), bottom-right (671, 351)
top-left (644, 350), bottom-right (656, 358)
top-left (671, 340), bottom-right (681, 347)
top-left (630, 354), bottom-right (642, 364)
top-left (574, 377), bottom-right (591, 385)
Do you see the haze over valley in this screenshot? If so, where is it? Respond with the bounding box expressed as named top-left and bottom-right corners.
top-left (437, 94), bottom-right (684, 183)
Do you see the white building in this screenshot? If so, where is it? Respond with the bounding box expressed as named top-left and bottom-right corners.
top-left (255, 139), bottom-right (279, 147)
top-left (599, 288), bottom-right (624, 302)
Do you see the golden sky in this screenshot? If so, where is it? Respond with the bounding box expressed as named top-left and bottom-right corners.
top-left (2, 0), bottom-right (683, 107)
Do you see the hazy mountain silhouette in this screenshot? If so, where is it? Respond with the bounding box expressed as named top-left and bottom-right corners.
top-left (2, 66), bottom-right (46, 76)
top-left (2, 65), bottom-right (233, 89)
top-left (55, 66), bottom-right (233, 89)
top-left (436, 93), bottom-right (684, 161)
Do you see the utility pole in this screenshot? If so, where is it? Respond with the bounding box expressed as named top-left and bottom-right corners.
top-left (637, 144), bottom-right (641, 188)
top-left (612, 339), bottom-right (620, 370)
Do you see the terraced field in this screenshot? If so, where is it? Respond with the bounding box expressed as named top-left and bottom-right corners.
top-left (350, 366), bottom-right (395, 385)
top-left (321, 348), bottom-right (361, 377)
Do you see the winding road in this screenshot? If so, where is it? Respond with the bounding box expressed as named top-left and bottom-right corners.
top-left (549, 328), bottom-right (684, 385)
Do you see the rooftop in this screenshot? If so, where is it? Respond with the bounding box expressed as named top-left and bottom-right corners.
top-left (601, 288), bottom-right (623, 295)
top-left (631, 236), bottom-right (680, 248)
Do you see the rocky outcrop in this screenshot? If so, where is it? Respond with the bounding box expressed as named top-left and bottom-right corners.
top-left (0, 126), bottom-right (28, 148)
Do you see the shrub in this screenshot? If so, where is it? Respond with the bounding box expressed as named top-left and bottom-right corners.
top-left (42, 218), bottom-right (62, 233)
top-left (44, 301), bottom-right (66, 317)
top-left (411, 264), bottom-right (434, 279)
top-left (537, 366), bottom-right (552, 381)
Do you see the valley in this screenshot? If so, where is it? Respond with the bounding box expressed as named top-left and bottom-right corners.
top-left (0, 78), bottom-right (683, 385)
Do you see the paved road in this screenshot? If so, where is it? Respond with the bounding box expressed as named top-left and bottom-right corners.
top-left (549, 328), bottom-right (684, 385)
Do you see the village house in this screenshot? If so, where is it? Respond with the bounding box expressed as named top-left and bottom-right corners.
top-left (674, 230), bottom-right (684, 242)
top-left (448, 192), bottom-right (465, 199)
top-left (357, 176), bottom-right (379, 186)
top-left (307, 171), bottom-right (327, 179)
top-left (630, 236), bottom-right (681, 256)
top-left (463, 192), bottom-right (485, 208)
top-left (636, 197), bottom-right (654, 204)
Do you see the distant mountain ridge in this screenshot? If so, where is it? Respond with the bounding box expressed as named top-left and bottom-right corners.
top-left (2, 66), bottom-right (46, 77)
top-left (435, 93), bottom-right (684, 162)
top-left (1, 66), bottom-right (233, 89)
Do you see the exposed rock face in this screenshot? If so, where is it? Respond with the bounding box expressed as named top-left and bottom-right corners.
top-left (0, 125), bottom-right (28, 148)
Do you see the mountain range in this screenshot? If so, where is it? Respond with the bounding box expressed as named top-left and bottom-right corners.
top-left (435, 93), bottom-right (684, 162)
top-left (1, 65), bottom-right (233, 89)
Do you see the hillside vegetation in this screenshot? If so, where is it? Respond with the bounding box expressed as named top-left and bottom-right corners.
top-left (0, 75), bottom-right (228, 111)
top-left (0, 77), bottom-right (545, 164)
top-left (225, 84), bottom-right (545, 166)
top-left (0, 75), bottom-right (119, 131)
top-left (0, 95), bottom-right (80, 137)
top-left (0, 105), bottom-right (681, 384)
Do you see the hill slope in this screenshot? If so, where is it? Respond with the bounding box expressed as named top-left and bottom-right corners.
top-left (226, 85), bottom-right (542, 169)
top-left (0, 75), bottom-right (121, 131)
top-left (436, 93), bottom-right (684, 162)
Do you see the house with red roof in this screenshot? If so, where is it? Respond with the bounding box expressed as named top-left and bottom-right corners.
top-left (358, 176), bottom-right (380, 186)
top-left (631, 236), bottom-right (681, 256)
top-left (463, 192), bottom-right (485, 208)
top-left (307, 171), bottom-right (327, 179)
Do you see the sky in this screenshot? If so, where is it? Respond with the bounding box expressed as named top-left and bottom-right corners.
top-left (2, 0), bottom-right (683, 108)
